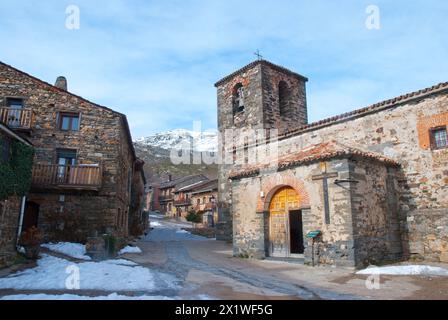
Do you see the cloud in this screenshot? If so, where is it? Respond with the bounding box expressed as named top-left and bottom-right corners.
top-left (0, 0), bottom-right (446, 138)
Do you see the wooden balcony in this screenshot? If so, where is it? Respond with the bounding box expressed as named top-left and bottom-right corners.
top-left (159, 195), bottom-right (174, 202)
top-left (174, 198), bottom-right (191, 206)
top-left (0, 108), bottom-right (33, 130)
top-left (32, 164), bottom-right (102, 191)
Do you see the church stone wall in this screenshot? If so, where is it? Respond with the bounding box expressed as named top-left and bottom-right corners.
top-left (216, 61), bottom-right (309, 241)
top-left (231, 159), bottom-right (357, 266)
top-left (231, 156), bottom-right (403, 268)
top-left (216, 64), bottom-right (264, 241)
top-left (349, 160), bottom-right (402, 266)
top-left (261, 65), bottom-right (308, 133)
top-left (277, 91), bottom-right (448, 262)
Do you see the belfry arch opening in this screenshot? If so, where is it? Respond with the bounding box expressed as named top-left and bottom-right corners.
top-left (278, 81), bottom-right (290, 116)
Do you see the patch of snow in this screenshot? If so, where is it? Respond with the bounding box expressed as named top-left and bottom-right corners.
top-left (0, 254), bottom-right (179, 291)
top-left (357, 265), bottom-right (448, 276)
top-left (134, 129), bottom-right (218, 152)
top-left (118, 246), bottom-right (142, 255)
top-left (0, 293), bottom-right (174, 300)
top-left (1, 293), bottom-right (216, 300)
top-left (150, 221), bottom-right (162, 227)
top-left (176, 229), bottom-right (190, 234)
top-left (41, 242), bottom-right (91, 260)
top-left (103, 259), bottom-right (138, 266)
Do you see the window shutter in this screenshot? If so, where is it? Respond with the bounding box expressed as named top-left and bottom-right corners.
top-left (429, 128), bottom-right (436, 150)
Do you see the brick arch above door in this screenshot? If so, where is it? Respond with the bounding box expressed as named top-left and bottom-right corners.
top-left (257, 173), bottom-right (310, 213)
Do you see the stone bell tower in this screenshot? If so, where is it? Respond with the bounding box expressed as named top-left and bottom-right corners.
top-left (214, 59), bottom-right (309, 241)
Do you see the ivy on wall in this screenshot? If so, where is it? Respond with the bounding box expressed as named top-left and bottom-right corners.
top-left (0, 139), bottom-right (34, 200)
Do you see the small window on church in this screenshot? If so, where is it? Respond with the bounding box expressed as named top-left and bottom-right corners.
top-left (279, 81), bottom-right (289, 116)
top-left (233, 83), bottom-right (245, 114)
top-left (430, 126), bottom-right (448, 150)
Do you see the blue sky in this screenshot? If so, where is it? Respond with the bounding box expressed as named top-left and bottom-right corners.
top-left (0, 0), bottom-right (447, 139)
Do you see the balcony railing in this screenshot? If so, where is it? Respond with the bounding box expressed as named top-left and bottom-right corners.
top-left (0, 108), bottom-right (33, 129)
top-left (159, 195), bottom-right (174, 202)
top-left (32, 164), bottom-right (102, 190)
top-left (194, 202), bottom-right (216, 212)
top-left (174, 199), bottom-right (191, 206)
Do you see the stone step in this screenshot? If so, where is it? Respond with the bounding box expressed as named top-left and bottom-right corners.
top-left (265, 257), bottom-right (305, 264)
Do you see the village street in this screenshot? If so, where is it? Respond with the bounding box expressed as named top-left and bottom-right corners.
top-left (0, 213), bottom-right (447, 300)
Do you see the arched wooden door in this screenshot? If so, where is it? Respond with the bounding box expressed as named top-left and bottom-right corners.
top-left (269, 187), bottom-right (303, 257)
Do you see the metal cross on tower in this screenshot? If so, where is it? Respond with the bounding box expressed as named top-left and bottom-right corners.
top-left (254, 50), bottom-right (263, 61)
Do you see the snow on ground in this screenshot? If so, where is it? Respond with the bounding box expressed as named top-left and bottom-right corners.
top-left (176, 229), bottom-right (190, 234)
top-left (0, 293), bottom-right (215, 300)
top-left (0, 254), bottom-right (178, 291)
top-left (41, 242), bottom-right (91, 260)
top-left (118, 246), bottom-right (142, 255)
top-left (103, 259), bottom-right (138, 266)
top-left (150, 221), bottom-right (162, 227)
top-left (357, 265), bottom-right (448, 276)
top-left (0, 293), bottom-right (175, 300)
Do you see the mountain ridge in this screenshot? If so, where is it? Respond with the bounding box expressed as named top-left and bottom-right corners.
top-left (133, 129), bottom-right (218, 184)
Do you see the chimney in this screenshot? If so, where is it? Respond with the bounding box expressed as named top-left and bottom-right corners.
top-left (168, 173), bottom-right (172, 182)
top-left (55, 76), bottom-right (68, 91)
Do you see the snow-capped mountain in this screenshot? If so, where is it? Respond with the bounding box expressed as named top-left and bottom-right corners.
top-left (134, 129), bottom-right (218, 152)
top-left (133, 129), bottom-right (218, 183)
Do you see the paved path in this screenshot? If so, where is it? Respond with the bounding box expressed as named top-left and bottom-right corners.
top-left (128, 215), bottom-right (356, 300)
top-left (125, 214), bottom-right (448, 300)
top-left (1, 214), bottom-right (447, 300)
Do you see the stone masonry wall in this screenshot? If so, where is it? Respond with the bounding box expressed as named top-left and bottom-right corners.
top-left (0, 196), bottom-right (20, 268)
top-left (274, 91), bottom-right (448, 262)
top-left (231, 160), bottom-right (357, 266)
top-left (262, 65), bottom-right (308, 134)
top-left (349, 159), bottom-right (403, 267)
top-left (216, 61), bottom-right (308, 241)
top-left (0, 63), bottom-right (135, 241)
top-left (216, 63), bottom-right (263, 241)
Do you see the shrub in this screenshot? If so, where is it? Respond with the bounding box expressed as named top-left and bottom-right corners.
top-left (103, 234), bottom-right (117, 255)
top-left (0, 141), bottom-right (34, 200)
top-left (186, 210), bottom-right (202, 224)
top-left (19, 226), bottom-right (43, 247)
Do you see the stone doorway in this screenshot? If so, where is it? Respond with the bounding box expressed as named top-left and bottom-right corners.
top-left (268, 187), bottom-right (302, 258)
top-left (289, 210), bottom-right (304, 254)
top-left (23, 201), bottom-right (39, 231)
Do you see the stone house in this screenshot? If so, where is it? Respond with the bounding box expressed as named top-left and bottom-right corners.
top-left (173, 179), bottom-right (216, 220)
top-left (216, 59), bottom-right (448, 267)
top-left (189, 179), bottom-right (218, 227)
top-left (129, 159), bottom-right (147, 236)
top-left (0, 61), bottom-right (146, 243)
top-left (145, 184), bottom-right (161, 212)
top-left (0, 121), bottom-right (33, 267)
top-left (158, 174), bottom-right (208, 217)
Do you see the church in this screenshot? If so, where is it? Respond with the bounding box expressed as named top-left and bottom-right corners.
top-left (215, 59), bottom-right (448, 268)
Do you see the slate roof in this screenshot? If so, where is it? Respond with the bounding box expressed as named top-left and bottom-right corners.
top-left (229, 140), bottom-right (400, 180)
top-left (158, 174), bottom-right (208, 189)
top-left (0, 61), bottom-right (137, 161)
top-left (214, 59), bottom-right (308, 87)
top-left (280, 82), bottom-right (448, 140)
top-left (190, 179), bottom-right (218, 195)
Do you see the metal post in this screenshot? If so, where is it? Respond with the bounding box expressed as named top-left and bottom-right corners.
top-left (312, 238), bottom-right (315, 267)
top-left (16, 196), bottom-right (27, 248)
